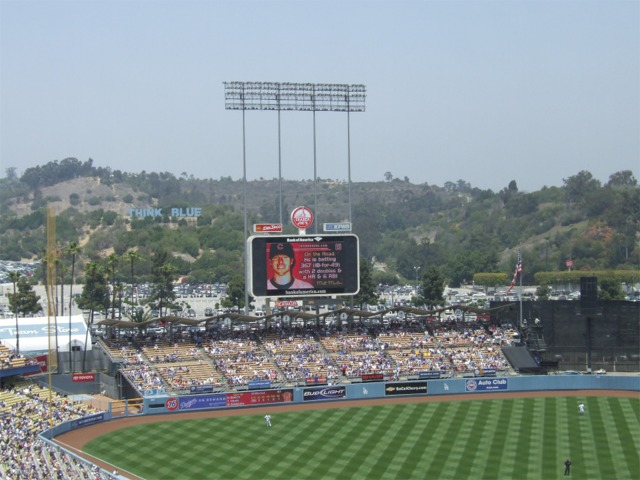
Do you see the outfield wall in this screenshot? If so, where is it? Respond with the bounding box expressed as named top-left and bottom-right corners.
top-left (42, 373), bottom-right (638, 476)
top-left (140, 374), bottom-right (639, 415)
top-left (43, 375), bottom-right (639, 436)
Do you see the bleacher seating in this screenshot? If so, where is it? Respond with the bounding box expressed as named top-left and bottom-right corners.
top-left (97, 320), bottom-right (515, 395)
top-left (0, 318), bottom-right (519, 479)
top-left (0, 381), bottom-right (110, 479)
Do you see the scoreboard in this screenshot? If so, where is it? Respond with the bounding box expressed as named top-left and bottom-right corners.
top-left (248, 234), bottom-right (360, 298)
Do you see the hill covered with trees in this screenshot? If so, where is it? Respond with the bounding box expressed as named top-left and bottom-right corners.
top-left (0, 158), bottom-right (637, 291)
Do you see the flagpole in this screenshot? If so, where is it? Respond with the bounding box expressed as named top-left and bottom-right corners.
top-left (506, 249), bottom-right (523, 326)
top-left (519, 254), bottom-right (523, 327)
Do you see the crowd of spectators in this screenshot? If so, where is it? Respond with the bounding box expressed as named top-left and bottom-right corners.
top-left (0, 382), bottom-right (112, 479)
top-left (263, 332), bottom-right (339, 382)
top-left (0, 319), bottom-right (518, 477)
top-left (98, 319), bottom-right (517, 395)
top-left (0, 343), bottom-right (39, 370)
top-left (206, 333), bottom-right (282, 386)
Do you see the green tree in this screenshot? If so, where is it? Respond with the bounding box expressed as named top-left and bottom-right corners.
top-left (473, 273), bottom-right (509, 289)
top-left (563, 170), bottom-right (601, 211)
top-left (420, 266), bottom-right (446, 308)
top-left (8, 275), bottom-right (42, 317)
top-left (598, 277), bottom-right (625, 301)
top-left (77, 261), bottom-right (110, 370)
top-left (105, 253), bottom-right (120, 320)
top-left (372, 270), bottom-right (399, 288)
top-left (536, 283), bottom-right (551, 300)
top-left (77, 262), bottom-right (110, 318)
top-left (148, 253), bottom-right (177, 316)
top-left (66, 241), bottom-right (81, 369)
top-left (223, 275), bottom-right (250, 310)
top-left (7, 271), bottom-right (22, 354)
top-left (607, 170), bottom-right (637, 188)
top-left (125, 307), bottom-right (154, 335)
top-left (8, 275), bottom-right (43, 353)
top-left (353, 257), bottom-right (378, 308)
top-left (124, 249), bottom-right (143, 308)
top-left (606, 188), bottom-right (640, 263)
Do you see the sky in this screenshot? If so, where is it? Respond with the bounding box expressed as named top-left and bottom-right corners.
top-left (1, 0), bottom-right (638, 192)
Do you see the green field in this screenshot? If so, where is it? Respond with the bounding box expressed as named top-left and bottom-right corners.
top-left (84, 396), bottom-right (639, 480)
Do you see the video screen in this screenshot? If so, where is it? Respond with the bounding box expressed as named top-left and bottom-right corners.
top-left (249, 234), bottom-right (360, 298)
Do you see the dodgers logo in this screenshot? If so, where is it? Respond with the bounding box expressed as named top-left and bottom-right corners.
top-left (466, 379), bottom-right (477, 392)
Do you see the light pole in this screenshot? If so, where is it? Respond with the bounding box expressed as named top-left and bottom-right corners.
top-left (224, 81), bottom-right (366, 228)
top-left (413, 266), bottom-right (421, 286)
top-left (224, 81), bottom-right (366, 310)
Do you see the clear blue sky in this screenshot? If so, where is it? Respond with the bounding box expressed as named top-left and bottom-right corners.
top-left (1, 0), bottom-right (638, 192)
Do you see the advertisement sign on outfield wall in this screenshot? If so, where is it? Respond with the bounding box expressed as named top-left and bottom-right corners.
top-left (169, 389), bottom-right (295, 411)
top-left (465, 378), bottom-right (509, 392)
top-left (70, 413), bottom-right (105, 429)
top-left (177, 394), bottom-right (227, 411)
top-left (226, 389), bottom-right (293, 407)
top-left (384, 382), bottom-right (428, 396)
top-left (248, 380), bottom-right (272, 390)
top-left (190, 385), bottom-right (214, 394)
top-left (303, 386), bottom-right (347, 401)
top-left (72, 373), bottom-right (95, 382)
top-left (474, 368), bottom-right (497, 377)
top-left (305, 376), bottom-right (328, 386)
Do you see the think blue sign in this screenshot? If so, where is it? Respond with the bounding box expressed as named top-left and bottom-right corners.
top-left (128, 208), bottom-right (202, 218)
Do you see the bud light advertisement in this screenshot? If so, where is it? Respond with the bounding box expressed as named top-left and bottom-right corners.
top-left (302, 385), bottom-right (346, 402)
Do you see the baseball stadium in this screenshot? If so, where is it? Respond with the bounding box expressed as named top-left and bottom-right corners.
top-left (0, 295), bottom-right (638, 480)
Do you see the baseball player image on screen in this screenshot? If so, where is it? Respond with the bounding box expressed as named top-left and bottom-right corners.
top-left (267, 242), bottom-right (313, 290)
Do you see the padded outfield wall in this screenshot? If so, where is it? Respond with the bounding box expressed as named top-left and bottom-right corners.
top-left (44, 374), bottom-right (640, 437)
top-left (136, 375), bottom-right (639, 415)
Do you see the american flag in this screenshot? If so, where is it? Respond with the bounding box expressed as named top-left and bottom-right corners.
top-left (506, 250), bottom-right (522, 293)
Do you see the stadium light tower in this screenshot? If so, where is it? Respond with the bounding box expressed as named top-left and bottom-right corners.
top-left (224, 81), bottom-right (366, 310)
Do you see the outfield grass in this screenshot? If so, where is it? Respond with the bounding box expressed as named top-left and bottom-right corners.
top-left (84, 396), bottom-right (639, 480)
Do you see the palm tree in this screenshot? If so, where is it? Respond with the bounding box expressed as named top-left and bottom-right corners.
top-left (106, 253), bottom-right (120, 320)
top-left (124, 249), bottom-right (143, 309)
top-left (150, 262), bottom-right (177, 317)
top-left (66, 241), bottom-right (81, 370)
top-left (8, 271), bottom-right (21, 354)
top-left (55, 244), bottom-right (66, 317)
top-left (78, 261), bottom-right (109, 371)
top-left (126, 306), bottom-right (153, 336)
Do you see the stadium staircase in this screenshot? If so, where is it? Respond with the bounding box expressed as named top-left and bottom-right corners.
top-left (524, 325), bottom-right (547, 352)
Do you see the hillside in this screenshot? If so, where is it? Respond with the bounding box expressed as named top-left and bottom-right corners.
top-left (0, 160), bottom-right (637, 286)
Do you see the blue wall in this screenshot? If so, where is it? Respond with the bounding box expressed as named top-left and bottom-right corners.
top-left (141, 375), bottom-right (639, 414)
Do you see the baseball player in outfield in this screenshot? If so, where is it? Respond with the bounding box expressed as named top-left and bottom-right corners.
top-left (265, 414), bottom-right (272, 427)
top-left (578, 403), bottom-right (585, 416)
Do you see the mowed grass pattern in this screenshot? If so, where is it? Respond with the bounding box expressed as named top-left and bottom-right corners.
top-left (84, 396), bottom-right (639, 480)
